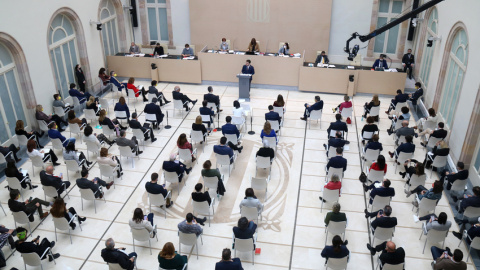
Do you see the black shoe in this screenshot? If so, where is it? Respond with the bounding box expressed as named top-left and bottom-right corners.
top-left (53, 162), bottom-right (61, 166)
top-left (318, 196), bottom-right (326, 203)
top-left (30, 185), bottom-right (38, 190)
top-left (343, 240), bottom-right (348, 246)
top-left (361, 140), bottom-right (365, 145)
top-left (300, 117), bottom-right (306, 121)
top-left (50, 241), bottom-right (56, 248)
top-left (366, 243), bottom-right (376, 256)
top-left (165, 100), bottom-right (171, 105)
top-left (364, 209), bottom-right (370, 219)
top-left (15, 158), bottom-right (22, 162)
top-left (39, 145), bottom-right (44, 149)
top-left (399, 172), bottom-right (406, 179)
top-left (421, 142), bottom-right (427, 147)
top-left (238, 146), bottom-right (243, 153)
top-left (323, 144), bottom-right (327, 150)
top-left (388, 151), bottom-right (394, 158)
top-left (49, 253), bottom-right (60, 262)
top-left (452, 231), bottom-right (463, 240)
top-left (452, 196), bottom-right (458, 203)
top-left (166, 201), bottom-right (174, 208)
top-left (363, 184), bottom-right (369, 193)
top-left (70, 222), bottom-right (76, 230)
top-left (192, 100), bottom-right (198, 105)
top-left (344, 141), bottom-right (350, 145)
top-left (185, 167), bottom-right (192, 174)
top-left (78, 217), bottom-right (86, 224)
top-left (143, 98), bottom-right (148, 102)
top-left (151, 138), bottom-right (157, 143)
top-left (137, 151), bottom-right (143, 155)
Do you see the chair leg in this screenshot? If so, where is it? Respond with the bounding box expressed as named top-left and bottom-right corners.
top-left (422, 239), bottom-right (427, 254)
top-left (55, 227), bottom-right (57, 241)
top-left (69, 229), bottom-right (72, 244)
top-left (94, 199), bottom-right (97, 214)
top-left (149, 239), bottom-right (152, 255)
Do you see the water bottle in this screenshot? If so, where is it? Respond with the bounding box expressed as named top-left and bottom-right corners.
top-left (361, 116), bottom-right (364, 121)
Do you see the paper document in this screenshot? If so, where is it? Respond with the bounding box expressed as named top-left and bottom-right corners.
top-left (328, 65), bottom-right (336, 68)
top-left (219, 51), bottom-right (227, 54)
top-left (293, 53), bottom-right (301, 57)
top-left (347, 66), bottom-right (355, 69)
top-left (159, 54), bottom-right (168, 58)
top-left (236, 52), bottom-right (246, 55)
top-left (344, 144), bottom-right (350, 151)
top-left (228, 50), bottom-right (234, 54)
top-left (183, 56), bottom-right (195, 60)
top-left (208, 50), bottom-right (214, 53)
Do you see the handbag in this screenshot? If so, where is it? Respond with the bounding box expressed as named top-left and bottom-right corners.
top-left (359, 171), bottom-right (367, 183)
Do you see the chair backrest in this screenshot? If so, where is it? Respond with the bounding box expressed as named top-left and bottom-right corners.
top-left (369, 106), bottom-right (380, 117)
top-left (367, 169), bottom-right (385, 183)
top-left (265, 136), bottom-right (277, 150)
top-left (371, 196), bottom-right (392, 212)
top-left (178, 148), bottom-right (193, 162)
top-left (114, 110), bottom-right (128, 119)
top-left (149, 192), bottom-right (167, 206)
top-left (431, 155), bottom-right (448, 168)
top-left (418, 197), bottom-right (437, 214)
top-left (102, 125), bottom-right (115, 137)
top-left (397, 151), bottom-right (414, 164)
top-left (329, 130), bottom-right (343, 138)
top-left (37, 120), bottom-right (49, 132)
top-left (231, 116), bottom-right (244, 125)
top-left (99, 98), bottom-right (110, 110)
top-left (203, 176), bottom-right (219, 190)
top-left (6, 177), bottom-right (23, 190)
top-left (427, 137), bottom-right (443, 149)
top-left (164, 171), bottom-right (180, 184)
top-left (12, 211), bottom-right (30, 224)
top-left (17, 135), bottom-right (30, 147)
top-left (268, 120), bottom-right (280, 131)
top-left (192, 200), bottom-right (210, 215)
top-left (409, 174), bottom-right (426, 187)
top-left (273, 106), bottom-right (284, 117)
top-left (309, 109), bottom-right (322, 120)
top-left (251, 176), bottom-right (268, 190)
top-left (216, 153), bottom-right (231, 166)
top-left (22, 252), bottom-right (43, 267)
top-left (326, 256), bottom-right (348, 270)
top-left (341, 107), bottom-right (353, 119)
top-left (148, 93), bottom-right (157, 103)
top-left (397, 135), bottom-right (406, 145)
top-left (364, 149), bottom-right (380, 163)
top-left (53, 216), bottom-right (71, 231)
top-left (173, 99), bottom-right (184, 110)
top-left (373, 226), bottom-right (395, 241)
top-left (190, 130), bottom-right (204, 143)
top-left (108, 263), bottom-right (126, 270)
top-left (0, 153), bottom-right (7, 164)
top-left (323, 188), bottom-right (340, 202)
top-left (179, 231), bottom-right (197, 246)
top-left (65, 159), bottom-right (81, 172)
top-left (51, 138), bottom-right (64, 150)
top-left (43, 185), bottom-right (59, 198)
top-left (240, 206), bottom-right (259, 221)
top-left (234, 238), bottom-right (254, 252)
top-left (64, 96), bottom-right (73, 107)
top-left (362, 131), bottom-right (375, 140)
top-left (72, 97), bottom-right (81, 107)
top-left (394, 102), bottom-right (408, 113)
top-left (200, 114), bottom-right (212, 124)
top-left (85, 141), bottom-right (100, 154)
top-left (463, 206), bottom-right (480, 219)
top-left (132, 128), bottom-right (146, 141)
top-left (426, 227), bottom-right (448, 243)
top-left (84, 109), bottom-right (97, 120)
top-left (131, 228), bottom-right (151, 242)
top-left (470, 236), bottom-right (480, 250)
top-left (326, 221), bottom-right (347, 235)
top-left (99, 164), bottom-right (115, 178)
top-left (450, 179), bottom-right (467, 192)
top-left (382, 262), bottom-right (404, 270)
top-left (256, 156), bottom-right (271, 169)
top-left (424, 120), bottom-right (437, 131)
top-left (206, 102), bottom-right (217, 112)
top-left (328, 146), bottom-right (338, 158)
top-left (127, 88), bottom-right (136, 98)
top-left (145, 113), bottom-right (157, 123)
top-left (119, 146), bottom-right (135, 158)
top-left (394, 120), bottom-right (404, 130)
top-left (79, 188), bottom-right (96, 200)
top-left (53, 106), bottom-right (66, 117)
top-left (327, 167), bottom-right (344, 181)
top-left (69, 123), bottom-right (82, 134)
top-left (31, 155), bottom-right (45, 167)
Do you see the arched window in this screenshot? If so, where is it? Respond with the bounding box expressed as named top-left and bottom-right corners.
top-left (438, 29), bottom-right (468, 127)
top-left (99, 0), bottom-right (120, 60)
top-left (0, 43), bottom-right (27, 143)
top-left (419, 8), bottom-right (437, 88)
top-left (48, 14), bottom-right (80, 98)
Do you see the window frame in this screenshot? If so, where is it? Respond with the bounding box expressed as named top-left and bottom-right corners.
top-left (373, 0), bottom-right (405, 57)
top-left (146, 0), bottom-right (169, 42)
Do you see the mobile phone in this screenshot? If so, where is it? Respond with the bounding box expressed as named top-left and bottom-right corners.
top-left (444, 251), bottom-right (449, 257)
top-left (28, 197), bottom-right (33, 202)
top-left (378, 209), bottom-right (384, 215)
top-left (60, 173), bottom-right (63, 177)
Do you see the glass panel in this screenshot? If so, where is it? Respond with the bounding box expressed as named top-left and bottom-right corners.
top-left (102, 24), bottom-right (109, 55)
top-left (50, 50), bottom-right (62, 95)
top-left (54, 47), bottom-right (68, 97)
top-left (392, 1), bottom-right (403, 13)
top-left (386, 22), bottom-right (399, 54)
top-left (101, 9), bottom-right (110, 20)
top-left (379, 0), bottom-right (389, 13)
top-left (69, 40), bottom-right (78, 68)
top-left (158, 0), bottom-right (166, 3)
top-left (53, 29), bottom-right (67, 43)
top-left (0, 92), bottom-right (8, 142)
top-left (424, 47), bottom-right (434, 86)
top-left (147, 8), bottom-right (158, 41)
top-left (112, 19), bottom-right (119, 54)
top-left (62, 43), bottom-right (74, 87)
top-left (374, 17), bottom-right (388, 53)
top-left (0, 43), bottom-right (13, 66)
top-left (63, 17), bottom-right (74, 36)
top-left (455, 47), bottom-right (465, 63)
top-left (475, 149), bottom-right (480, 173)
top-left (159, 8), bottom-right (168, 41)
top-left (147, 0), bottom-right (155, 3)
top-left (6, 70), bottom-right (26, 133)
top-left (51, 15), bottom-right (63, 31)
top-left (107, 22), bottom-right (115, 55)
top-left (0, 75), bottom-right (16, 137)
top-left (107, 0), bottom-right (115, 14)
top-left (432, 8), bottom-right (438, 20)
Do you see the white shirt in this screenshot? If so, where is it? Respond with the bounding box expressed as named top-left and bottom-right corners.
top-left (27, 149), bottom-right (45, 159)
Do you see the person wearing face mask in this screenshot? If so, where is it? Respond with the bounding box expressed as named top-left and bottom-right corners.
top-left (314, 51), bottom-right (330, 66)
top-left (220, 38), bottom-right (229, 51)
top-left (278, 42), bottom-right (289, 55)
top-left (75, 64), bottom-right (86, 92)
top-left (52, 94), bottom-right (73, 113)
top-left (409, 82), bottom-right (423, 106)
top-left (109, 71), bottom-right (125, 92)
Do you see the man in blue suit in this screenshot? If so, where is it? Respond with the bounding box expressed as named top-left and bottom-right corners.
top-left (372, 54), bottom-right (388, 69)
top-left (265, 105), bottom-right (281, 126)
top-left (200, 100), bottom-right (215, 128)
top-left (326, 147), bottom-right (347, 172)
top-left (215, 249), bottom-right (243, 270)
top-left (162, 153), bottom-right (191, 183)
top-left (364, 179), bottom-right (395, 204)
top-left (214, 137), bottom-right (242, 163)
top-left (409, 82), bottom-right (424, 106)
top-left (47, 122), bottom-right (75, 148)
top-left (109, 71), bottom-right (125, 92)
top-left (301, 95), bottom-right (323, 120)
top-left (327, 114), bottom-right (348, 139)
top-left (386, 89), bottom-right (409, 113)
top-left (364, 134), bottom-right (383, 152)
top-left (323, 132), bottom-right (346, 157)
top-left (389, 135), bottom-right (415, 159)
top-left (143, 98), bottom-right (164, 128)
top-left (241, 60), bottom-right (255, 75)
top-left (204, 86), bottom-right (221, 112)
top-left (69, 83), bottom-right (94, 104)
top-left (458, 186), bottom-right (480, 214)
top-left (222, 116), bottom-right (240, 139)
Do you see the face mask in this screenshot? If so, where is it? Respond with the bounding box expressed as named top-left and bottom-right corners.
top-left (415, 86), bottom-right (419, 89)
top-left (41, 108), bottom-right (44, 111)
top-left (114, 73), bottom-right (117, 77)
top-left (57, 97), bottom-right (61, 100)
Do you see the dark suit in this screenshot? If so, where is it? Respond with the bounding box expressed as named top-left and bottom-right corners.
top-left (214, 145), bottom-right (234, 162)
top-left (326, 138), bottom-right (346, 157)
top-left (443, 169), bottom-right (469, 190)
top-left (377, 242), bottom-right (405, 266)
top-left (233, 221), bottom-right (257, 239)
top-left (192, 191), bottom-right (211, 205)
top-left (15, 239), bottom-right (54, 260)
top-left (162, 161), bottom-right (185, 182)
top-left (204, 93), bottom-right (220, 109)
top-left (373, 59), bottom-right (388, 69)
top-left (371, 216), bottom-right (398, 231)
top-left (153, 46), bottom-right (164, 56)
top-left (75, 68), bottom-right (86, 91)
top-left (459, 196), bottom-right (480, 213)
top-left (222, 123), bottom-right (240, 138)
top-left (321, 245), bottom-right (349, 260)
top-left (101, 248), bottom-right (136, 270)
top-left (314, 54), bottom-right (330, 66)
top-left (215, 258), bottom-right (243, 270)
top-left (8, 198), bottom-right (50, 222)
top-left (144, 103), bottom-right (164, 124)
top-left (76, 177), bottom-right (103, 198)
top-left (327, 156), bottom-right (347, 171)
top-left (370, 187), bottom-right (395, 204)
top-left (69, 88), bottom-right (90, 103)
top-left (265, 111), bottom-right (281, 125)
top-left (402, 53), bottom-right (415, 79)
top-left (172, 91), bottom-right (193, 109)
top-left (241, 65), bottom-right (255, 75)
top-left (129, 119), bottom-right (155, 142)
top-left (200, 106), bottom-right (215, 127)
top-left (327, 121), bottom-right (348, 138)
top-left (395, 142), bottom-right (415, 158)
top-left (365, 141), bottom-right (383, 152)
top-left (410, 88), bottom-right (423, 105)
top-left (145, 182), bottom-right (168, 198)
top-left (430, 129), bottom-right (448, 140)
top-left (388, 93), bottom-right (409, 112)
top-left (114, 103), bottom-right (130, 119)
top-left (256, 147), bottom-right (275, 161)
top-left (39, 171), bottom-right (70, 196)
top-left (304, 101), bottom-right (324, 118)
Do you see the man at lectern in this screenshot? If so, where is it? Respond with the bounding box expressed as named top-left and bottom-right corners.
top-left (241, 60), bottom-right (255, 77)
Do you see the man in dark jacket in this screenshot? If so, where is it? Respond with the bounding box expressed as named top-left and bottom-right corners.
top-left (76, 170), bottom-right (113, 198)
top-left (143, 98), bottom-right (164, 128)
top-left (366, 241), bottom-right (405, 267)
top-left (441, 162), bottom-right (469, 191)
top-left (163, 154), bottom-right (192, 183)
top-left (145, 173), bottom-right (173, 208)
top-left (40, 166), bottom-right (70, 196)
top-left (101, 238), bottom-right (137, 270)
top-left (265, 105), bottom-right (281, 125)
top-left (15, 227), bottom-right (60, 261)
top-left (301, 96), bottom-right (323, 121)
top-left (8, 190), bottom-right (51, 221)
top-left (191, 183), bottom-right (211, 205)
top-left (204, 86), bottom-right (221, 112)
top-left (256, 139), bottom-right (275, 161)
top-left (327, 114), bottom-right (348, 139)
top-left (129, 113), bottom-right (156, 143)
top-left (200, 100), bottom-right (215, 128)
top-left (386, 89), bottom-right (409, 114)
top-left (172, 86), bottom-right (197, 111)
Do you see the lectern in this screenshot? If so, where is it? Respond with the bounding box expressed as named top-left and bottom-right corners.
top-left (236, 74), bottom-right (252, 100)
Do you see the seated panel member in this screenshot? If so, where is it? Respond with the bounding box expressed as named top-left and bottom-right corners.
top-left (181, 44), bottom-right (194, 57)
top-left (314, 51), bottom-right (330, 66)
top-left (301, 95), bottom-right (323, 121)
top-left (247, 38), bottom-right (259, 52)
top-left (278, 42), bottom-right (289, 55)
top-left (153, 42), bottom-right (164, 56)
top-left (220, 38), bottom-right (229, 51)
top-left (129, 42), bottom-right (140, 54)
top-left (373, 54), bottom-right (388, 69)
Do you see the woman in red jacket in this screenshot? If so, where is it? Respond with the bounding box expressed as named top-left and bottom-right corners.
top-left (127, 77), bottom-right (148, 102)
top-left (177, 133), bottom-right (196, 162)
top-left (369, 155), bottom-right (387, 173)
top-left (319, 174), bottom-right (342, 202)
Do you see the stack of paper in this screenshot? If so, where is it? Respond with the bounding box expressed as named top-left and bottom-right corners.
top-left (328, 65), bottom-right (336, 68)
top-left (228, 50), bottom-right (234, 54)
top-left (183, 56), bottom-right (195, 60)
top-left (159, 54), bottom-right (168, 58)
top-left (207, 50), bottom-right (214, 53)
top-left (293, 53), bottom-right (301, 57)
top-left (347, 66), bottom-right (355, 69)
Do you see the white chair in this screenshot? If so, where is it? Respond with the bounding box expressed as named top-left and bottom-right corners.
top-left (102, 124), bottom-right (116, 139)
top-left (206, 102), bottom-right (218, 113)
top-left (160, 264), bottom-right (187, 270)
top-left (203, 176), bottom-right (223, 199)
top-left (118, 145), bottom-right (139, 168)
top-left (325, 167), bottom-right (344, 183)
top-left (30, 155), bottom-right (47, 176)
top-left (191, 130), bottom-right (207, 146)
top-left (427, 154), bottom-right (448, 179)
top-left (394, 151), bottom-right (414, 173)
top-left (273, 106), bottom-right (284, 118)
top-left (395, 135), bottom-right (406, 146)
top-left (84, 109), bottom-right (97, 125)
top-left (405, 173), bottom-right (426, 191)
top-left (215, 153), bottom-right (236, 176)
top-left (164, 171), bottom-right (185, 195)
top-left (99, 164), bottom-right (121, 188)
top-left (412, 195), bottom-right (437, 216)
top-left (371, 227), bottom-right (395, 245)
top-left (178, 148), bottom-right (197, 164)
top-left (329, 130), bottom-right (346, 140)
top-left (264, 136), bottom-right (277, 152)
top-left (68, 123), bottom-right (86, 140)
top-left (458, 231), bottom-right (480, 262)
top-left (269, 120), bottom-right (281, 135)
top-left (370, 196), bottom-right (392, 212)
top-left (0, 151), bottom-right (12, 165)
top-left (99, 98), bottom-right (111, 113)
top-left (79, 188), bottom-right (105, 213)
top-left (37, 120), bottom-right (51, 133)
top-left (256, 156), bottom-right (272, 176)
top-left (241, 206), bottom-right (262, 224)
top-left (12, 211), bottom-right (34, 233)
top-left (367, 169), bottom-right (385, 184)
top-left (392, 119), bottom-right (405, 131)
top-left (308, 109), bottom-right (322, 129)
top-left (251, 175), bottom-right (271, 201)
top-left (325, 221), bottom-right (347, 246)
top-left (148, 192), bottom-right (171, 219)
top-left (376, 259), bottom-right (404, 270)
top-left (21, 248), bottom-right (56, 270)
top-left (231, 116), bottom-right (246, 132)
top-left (423, 120), bottom-right (437, 132)
top-left (394, 102), bottom-right (408, 114)
top-left (132, 128), bottom-right (149, 149)
top-left (327, 146), bottom-right (338, 160)
top-left (173, 99), bottom-right (188, 117)
top-left (114, 110), bottom-right (129, 125)
top-left (131, 226), bottom-right (158, 255)
top-left (145, 113), bottom-right (160, 130)
top-left (147, 93), bottom-right (158, 103)
top-left (65, 159), bottom-right (82, 182)
top-left (325, 256), bottom-right (348, 270)
top-left (426, 136), bottom-right (443, 149)
top-left (53, 106), bottom-right (67, 120)
top-left (72, 96), bottom-right (84, 109)
top-left (320, 188), bottom-right (340, 213)
top-left (126, 88), bottom-right (138, 106)
top-left (17, 134), bottom-right (36, 149)
top-left (85, 140), bottom-right (102, 160)
top-left (64, 96), bottom-right (74, 110)
top-left (340, 107), bottom-right (353, 123)
top-left (369, 106), bottom-right (381, 121)
top-left (450, 179), bottom-right (467, 194)
top-left (192, 198), bottom-right (216, 227)
top-left (50, 138), bottom-right (64, 152)
top-left (462, 206), bottom-right (480, 220)
top-left (362, 131), bottom-right (376, 142)
top-left (179, 231), bottom-right (203, 259)
top-left (234, 237), bottom-right (256, 265)
top-left (419, 221), bottom-right (448, 253)
top-left (225, 133), bottom-right (243, 146)
top-left (6, 176), bottom-right (28, 200)
top-left (52, 214), bottom-right (82, 244)
top-left (200, 114), bottom-right (215, 129)
top-left (43, 184), bottom-right (69, 201)
top-left (362, 148), bottom-right (381, 170)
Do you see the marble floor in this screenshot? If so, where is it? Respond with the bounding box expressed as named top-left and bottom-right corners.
top-left (0, 83), bottom-right (476, 270)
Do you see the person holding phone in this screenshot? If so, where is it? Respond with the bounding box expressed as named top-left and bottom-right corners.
top-left (102, 238), bottom-right (137, 270)
top-left (129, 208), bottom-right (156, 238)
top-left (14, 227), bottom-right (60, 261)
top-left (8, 189), bottom-right (51, 221)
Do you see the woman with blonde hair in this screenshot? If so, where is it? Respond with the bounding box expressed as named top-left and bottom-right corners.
top-left (158, 242), bottom-right (188, 270)
top-left (15, 120), bottom-right (43, 148)
top-left (177, 133), bottom-right (195, 162)
top-left (363, 94), bottom-right (381, 119)
top-left (260, 121), bottom-right (277, 143)
top-left (97, 147), bottom-right (123, 178)
top-left (192, 115), bottom-right (208, 142)
top-left (99, 109), bottom-right (127, 133)
top-left (126, 77), bottom-right (148, 102)
top-left (86, 96), bottom-right (100, 115)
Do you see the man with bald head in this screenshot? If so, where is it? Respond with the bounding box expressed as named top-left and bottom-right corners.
top-left (39, 165), bottom-right (70, 197)
top-left (393, 120), bottom-right (416, 145)
top-left (172, 86), bottom-right (197, 111)
top-left (366, 241), bottom-right (405, 268)
top-left (129, 42), bottom-right (140, 54)
top-left (101, 238), bottom-right (137, 270)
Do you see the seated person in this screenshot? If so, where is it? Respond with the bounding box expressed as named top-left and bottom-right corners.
top-left (431, 247), bottom-right (466, 270)
top-left (97, 147), bottom-right (123, 178)
top-left (201, 160), bottom-right (226, 196)
top-left (8, 189), bottom-right (51, 221)
top-left (144, 98), bottom-right (164, 128)
top-left (109, 70), bottom-right (125, 92)
top-left (417, 212), bottom-right (451, 234)
top-left (162, 153), bottom-right (192, 183)
top-left (63, 141), bottom-right (92, 171)
top-left (232, 100), bottom-right (246, 125)
top-left (15, 227), bottom-right (60, 261)
top-left (101, 238), bottom-right (137, 270)
top-left (5, 160), bottom-right (36, 190)
top-left (145, 173), bottom-right (173, 207)
top-left (247, 38), bottom-right (259, 52)
top-left (365, 205), bottom-right (397, 233)
top-left (388, 134), bottom-right (415, 160)
top-left (0, 224), bottom-right (16, 251)
top-left (114, 96), bottom-right (131, 122)
top-left (441, 161), bottom-right (469, 192)
top-left (47, 122), bottom-right (75, 148)
top-left (369, 155), bottom-right (388, 174)
top-left (98, 68), bottom-right (113, 92)
top-left (76, 170), bottom-right (113, 198)
top-left (424, 140), bottom-right (449, 169)
top-left (265, 105), bottom-right (281, 126)
top-left (409, 82), bottom-right (424, 105)
top-left (392, 121), bottom-right (416, 144)
top-left (199, 100), bottom-right (215, 128)
top-left (148, 80), bottom-right (170, 106)
top-left (373, 54), bottom-right (388, 69)
top-left (273, 94), bottom-right (286, 113)
top-left (324, 202), bottom-right (347, 226)
top-left (386, 107), bottom-right (410, 134)
top-left (204, 86), bottom-right (221, 112)
top-left (452, 217), bottom-right (480, 244)
top-left (172, 86), bottom-right (197, 111)
top-left (324, 131), bottom-right (346, 156)
top-left (129, 112), bottom-right (156, 143)
top-left (27, 139), bottom-right (59, 166)
top-left (15, 119), bottom-right (43, 149)
top-left (260, 121), bottom-right (277, 143)
top-left (214, 137), bottom-right (243, 163)
top-left (366, 241), bottom-right (405, 267)
top-left (233, 217), bottom-right (257, 242)
top-left (364, 134), bottom-right (383, 153)
top-left (361, 116), bottom-right (379, 144)
top-left (385, 89), bottom-right (408, 114)
top-left (319, 174), bottom-right (342, 202)
top-left (414, 108), bottom-right (439, 132)
top-left (36, 104), bottom-right (68, 132)
top-left (67, 110), bottom-right (87, 130)
top-left (86, 96), bottom-right (101, 115)
top-left (192, 183), bottom-right (211, 205)
top-left (158, 242), bottom-right (187, 270)
top-left (327, 114), bottom-right (348, 139)
top-left (129, 208), bottom-right (155, 237)
top-left (181, 44), bottom-right (194, 57)
top-left (405, 180), bottom-right (443, 208)
top-left (177, 133), bottom-right (195, 162)
top-left (83, 125), bottom-right (115, 147)
top-left (419, 122), bottom-right (448, 147)
top-left (362, 94), bottom-right (381, 119)
top-left (99, 109), bottom-right (127, 132)
top-left (222, 116), bottom-right (241, 139)
top-left (321, 235), bottom-right (349, 263)
top-left (301, 95), bottom-right (323, 121)
top-left (40, 165), bottom-right (70, 196)
top-left (239, 188), bottom-right (263, 214)
top-left (256, 139), bottom-right (275, 162)
top-left (278, 42), bottom-right (289, 55)
top-left (215, 248), bottom-right (243, 270)
top-left (178, 213), bottom-right (205, 235)
top-left (333, 95), bottom-right (352, 114)
top-left (400, 159), bottom-right (425, 183)
top-left (116, 130), bottom-right (143, 156)
top-left (457, 186), bottom-right (480, 214)
top-left (153, 42), bottom-right (164, 56)
top-left (219, 38), bottom-right (229, 51)
top-left (192, 116), bottom-right (208, 142)
top-left (69, 83), bottom-right (91, 104)
top-left (364, 179), bottom-right (395, 204)
top-left (126, 77), bottom-right (148, 102)
top-left (314, 51), bottom-right (329, 66)
top-left (50, 197), bottom-right (85, 230)
top-left (129, 42), bottom-right (140, 54)
top-left (52, 94), bottom-right (73, 113)
top-left (326, 147), bottom-right (347, 172)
